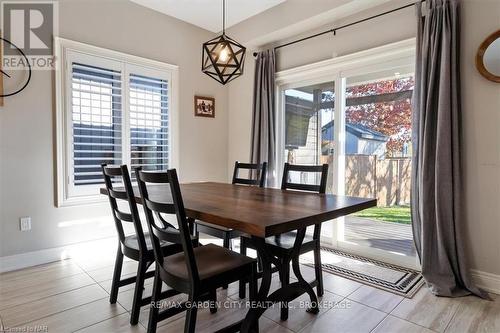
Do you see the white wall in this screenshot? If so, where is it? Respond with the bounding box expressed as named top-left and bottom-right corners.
top-left (227, 59), bottom-right (256, 178)
top-left (461, 0), bottom-right (500, 277)
top-left (0, 0), bottom-right (228, 257)
top-left (227, 0), bottom-right (500, 277)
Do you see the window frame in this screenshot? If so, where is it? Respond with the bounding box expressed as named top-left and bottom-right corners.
top-left (55, 37), bottom-right (179, 207)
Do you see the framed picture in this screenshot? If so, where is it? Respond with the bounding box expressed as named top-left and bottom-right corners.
top-left (194, 96), bottom-right (215, 118)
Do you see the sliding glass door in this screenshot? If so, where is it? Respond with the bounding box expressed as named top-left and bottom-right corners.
top-left (282, 81), bottom-right (335, 238)
top-left (276, 40), bottom-right (417, 268)
top-left (336, 65), bottom-right (416, 267)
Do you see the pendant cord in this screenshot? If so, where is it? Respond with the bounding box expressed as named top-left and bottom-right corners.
top-left (222, 0), bottom-right (225, 34)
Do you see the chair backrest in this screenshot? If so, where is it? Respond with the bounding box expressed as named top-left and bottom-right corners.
top-left (101, 164), bottom-right (147, 253)
top-left (135, 168), bottom-right (199, 284)
top-left (281, 163), bottom-right (329, 240)
top-left (232, 161), bottom-right (267, 187)
top-left (281, 163), bottom-right (329, 194)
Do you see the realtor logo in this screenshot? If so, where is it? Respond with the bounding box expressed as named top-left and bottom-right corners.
top-left (1, 1), bottom-right (58, 69)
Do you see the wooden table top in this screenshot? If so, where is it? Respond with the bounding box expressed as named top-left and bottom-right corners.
top-left (100, 182), bottom-right (376, 238)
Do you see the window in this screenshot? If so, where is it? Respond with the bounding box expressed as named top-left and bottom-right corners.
top-left (71, 63), bottom-right (122, 186)
top-left (55, 38), bottom-right (178, 206)
top-left (128, 73), bottom-right (169, 176)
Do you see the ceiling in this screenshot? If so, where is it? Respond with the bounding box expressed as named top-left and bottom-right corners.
top-left (129, 0), bottom-right (287, 33)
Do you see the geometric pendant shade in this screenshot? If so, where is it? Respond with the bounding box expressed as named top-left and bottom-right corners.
top-left (202, 34), bottom-right (246, 85)
top-left (201, 0), bottom-right (246, 85)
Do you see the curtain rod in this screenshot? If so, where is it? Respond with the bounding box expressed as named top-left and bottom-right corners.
top-left (252, 1), bottom-right (422, 57)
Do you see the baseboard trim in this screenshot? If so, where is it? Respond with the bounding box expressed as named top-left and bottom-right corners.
top-left (0, 245), bottom-right (73, 273)
top-left (471, 269), bottom-right (500, 294)
top-left (0, 237), bottom-right (117, 273)
top-left (2, 242), bottom-right (500, 296)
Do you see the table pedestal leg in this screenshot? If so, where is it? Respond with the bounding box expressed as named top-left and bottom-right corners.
top-left (241, 228), bottom-right (319, 333)
top-left (290, 227), bottom-right (320, 314)
top-left (240, 237), bottom-right (273, 333)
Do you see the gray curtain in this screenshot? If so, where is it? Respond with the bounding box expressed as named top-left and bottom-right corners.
top-left (251, 50), bottom-right (276, 187)
top-left (412, 0), bottom-right (486, 298)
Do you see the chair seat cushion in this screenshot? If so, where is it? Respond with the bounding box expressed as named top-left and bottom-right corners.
top-left (163, 243), bottom-right (255, 281)
top-left (123, 232), bottom-right (175, 251)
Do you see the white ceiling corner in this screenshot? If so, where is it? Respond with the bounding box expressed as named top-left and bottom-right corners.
top-left (129, 0), bottom-right (287, 33)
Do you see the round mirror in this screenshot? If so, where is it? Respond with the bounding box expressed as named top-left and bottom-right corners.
top-left (476, 30), bottom-right (500, 83)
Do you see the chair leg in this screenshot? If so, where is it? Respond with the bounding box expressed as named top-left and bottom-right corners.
top-left (280, 258), bottom-right (290, 321)
top-left (223, 232), bottom-right (231, 249)
top-left (249, 263), bottom-right (259, 332)
top-left (193, 221), bottom-right (198, 236)
top-left (130, 259), bottom-right (148, 325)
top-left (239, 237), bottom-right (247, 299)
top-left (222, 232), bottom-right (231, 289)
top-left (314, 243), bottom-right (324, 297)
top-left (147, 268), bottom-right (162, 333)
top-left (184, 297), bottom-right (198, 333)
top-left (209, 289), bottom-right (218, 314)
top-left (109, 245), bottom-right (123, 304)
top-left (257, 256), bottom-right (263, 273)
top-left (249, 264), bottom-right (258, 302)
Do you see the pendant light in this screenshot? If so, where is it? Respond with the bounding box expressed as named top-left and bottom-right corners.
top-left (202, 0), bottom-right (246, 85)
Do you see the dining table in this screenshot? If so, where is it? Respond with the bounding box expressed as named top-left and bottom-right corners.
top-left (100, 181), bottom-right (377, 332)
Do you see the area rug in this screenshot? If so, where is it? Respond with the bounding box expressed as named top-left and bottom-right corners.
top-left (301, 247), bottom-right (424, 298)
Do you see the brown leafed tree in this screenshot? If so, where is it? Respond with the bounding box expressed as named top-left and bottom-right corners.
top-left (345, 77), bottom-right (414, 156)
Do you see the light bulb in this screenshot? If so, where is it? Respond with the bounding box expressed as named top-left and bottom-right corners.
top-left (219, 47), bottom-right (229, 62)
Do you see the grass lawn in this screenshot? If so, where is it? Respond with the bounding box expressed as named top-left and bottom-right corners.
top-left (353, 205), bottom-right (411, 224)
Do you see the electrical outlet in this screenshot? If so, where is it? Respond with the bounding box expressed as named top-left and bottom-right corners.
top-left (20, 217), bottom-right (31, 231)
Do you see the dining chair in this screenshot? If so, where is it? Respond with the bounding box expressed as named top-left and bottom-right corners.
top-left (135, 167), bottom-right (258, 333)
top-left (195, 161), bottom-right (267, 251)
top-left (101, 164), bottom-right (189, 325)
top-left (239, 162), bottom-right (329, 321)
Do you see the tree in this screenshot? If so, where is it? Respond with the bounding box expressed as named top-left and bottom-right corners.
top-left (345, 77), bottom-right (414, 157)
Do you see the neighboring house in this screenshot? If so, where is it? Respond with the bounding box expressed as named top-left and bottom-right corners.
top-left (322, 120), bottom-right (388, 158)
top-left (284, 94), bottom-right (388, 160)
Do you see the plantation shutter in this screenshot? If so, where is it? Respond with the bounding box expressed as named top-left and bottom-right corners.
top-left (71, 63), bottom-right (122, 186)
top-left (129, 73), bottom-right (169, 174)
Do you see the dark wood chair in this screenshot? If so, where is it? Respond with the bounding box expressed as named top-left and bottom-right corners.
top-left (101, 164), bottom-right (189, 325)
top-left (239, 162), bottom-right (329, 321)
top-left (195, 161), bottom-right (267, 250)
top-left (135, 168), bottom-right (258, 333)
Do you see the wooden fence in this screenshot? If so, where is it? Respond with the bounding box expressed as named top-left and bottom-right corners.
top-left (344, 155), bottom-right (411, 206)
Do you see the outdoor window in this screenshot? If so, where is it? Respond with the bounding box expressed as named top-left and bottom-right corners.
top-left (343, 68), bottom-right (415, 259)
top-left (55, 38), bottom-right (178, 206)
top-left (71, 63), bottom-right (123, 186)
top-left (129, 74), bottom-right (169, 177)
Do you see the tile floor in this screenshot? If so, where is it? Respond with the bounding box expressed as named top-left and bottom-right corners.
top-left (0, 238), bottom-right (499, 333)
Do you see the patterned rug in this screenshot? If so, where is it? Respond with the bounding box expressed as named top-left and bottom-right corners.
top-left (301, 247), bottom-right (424, 298)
